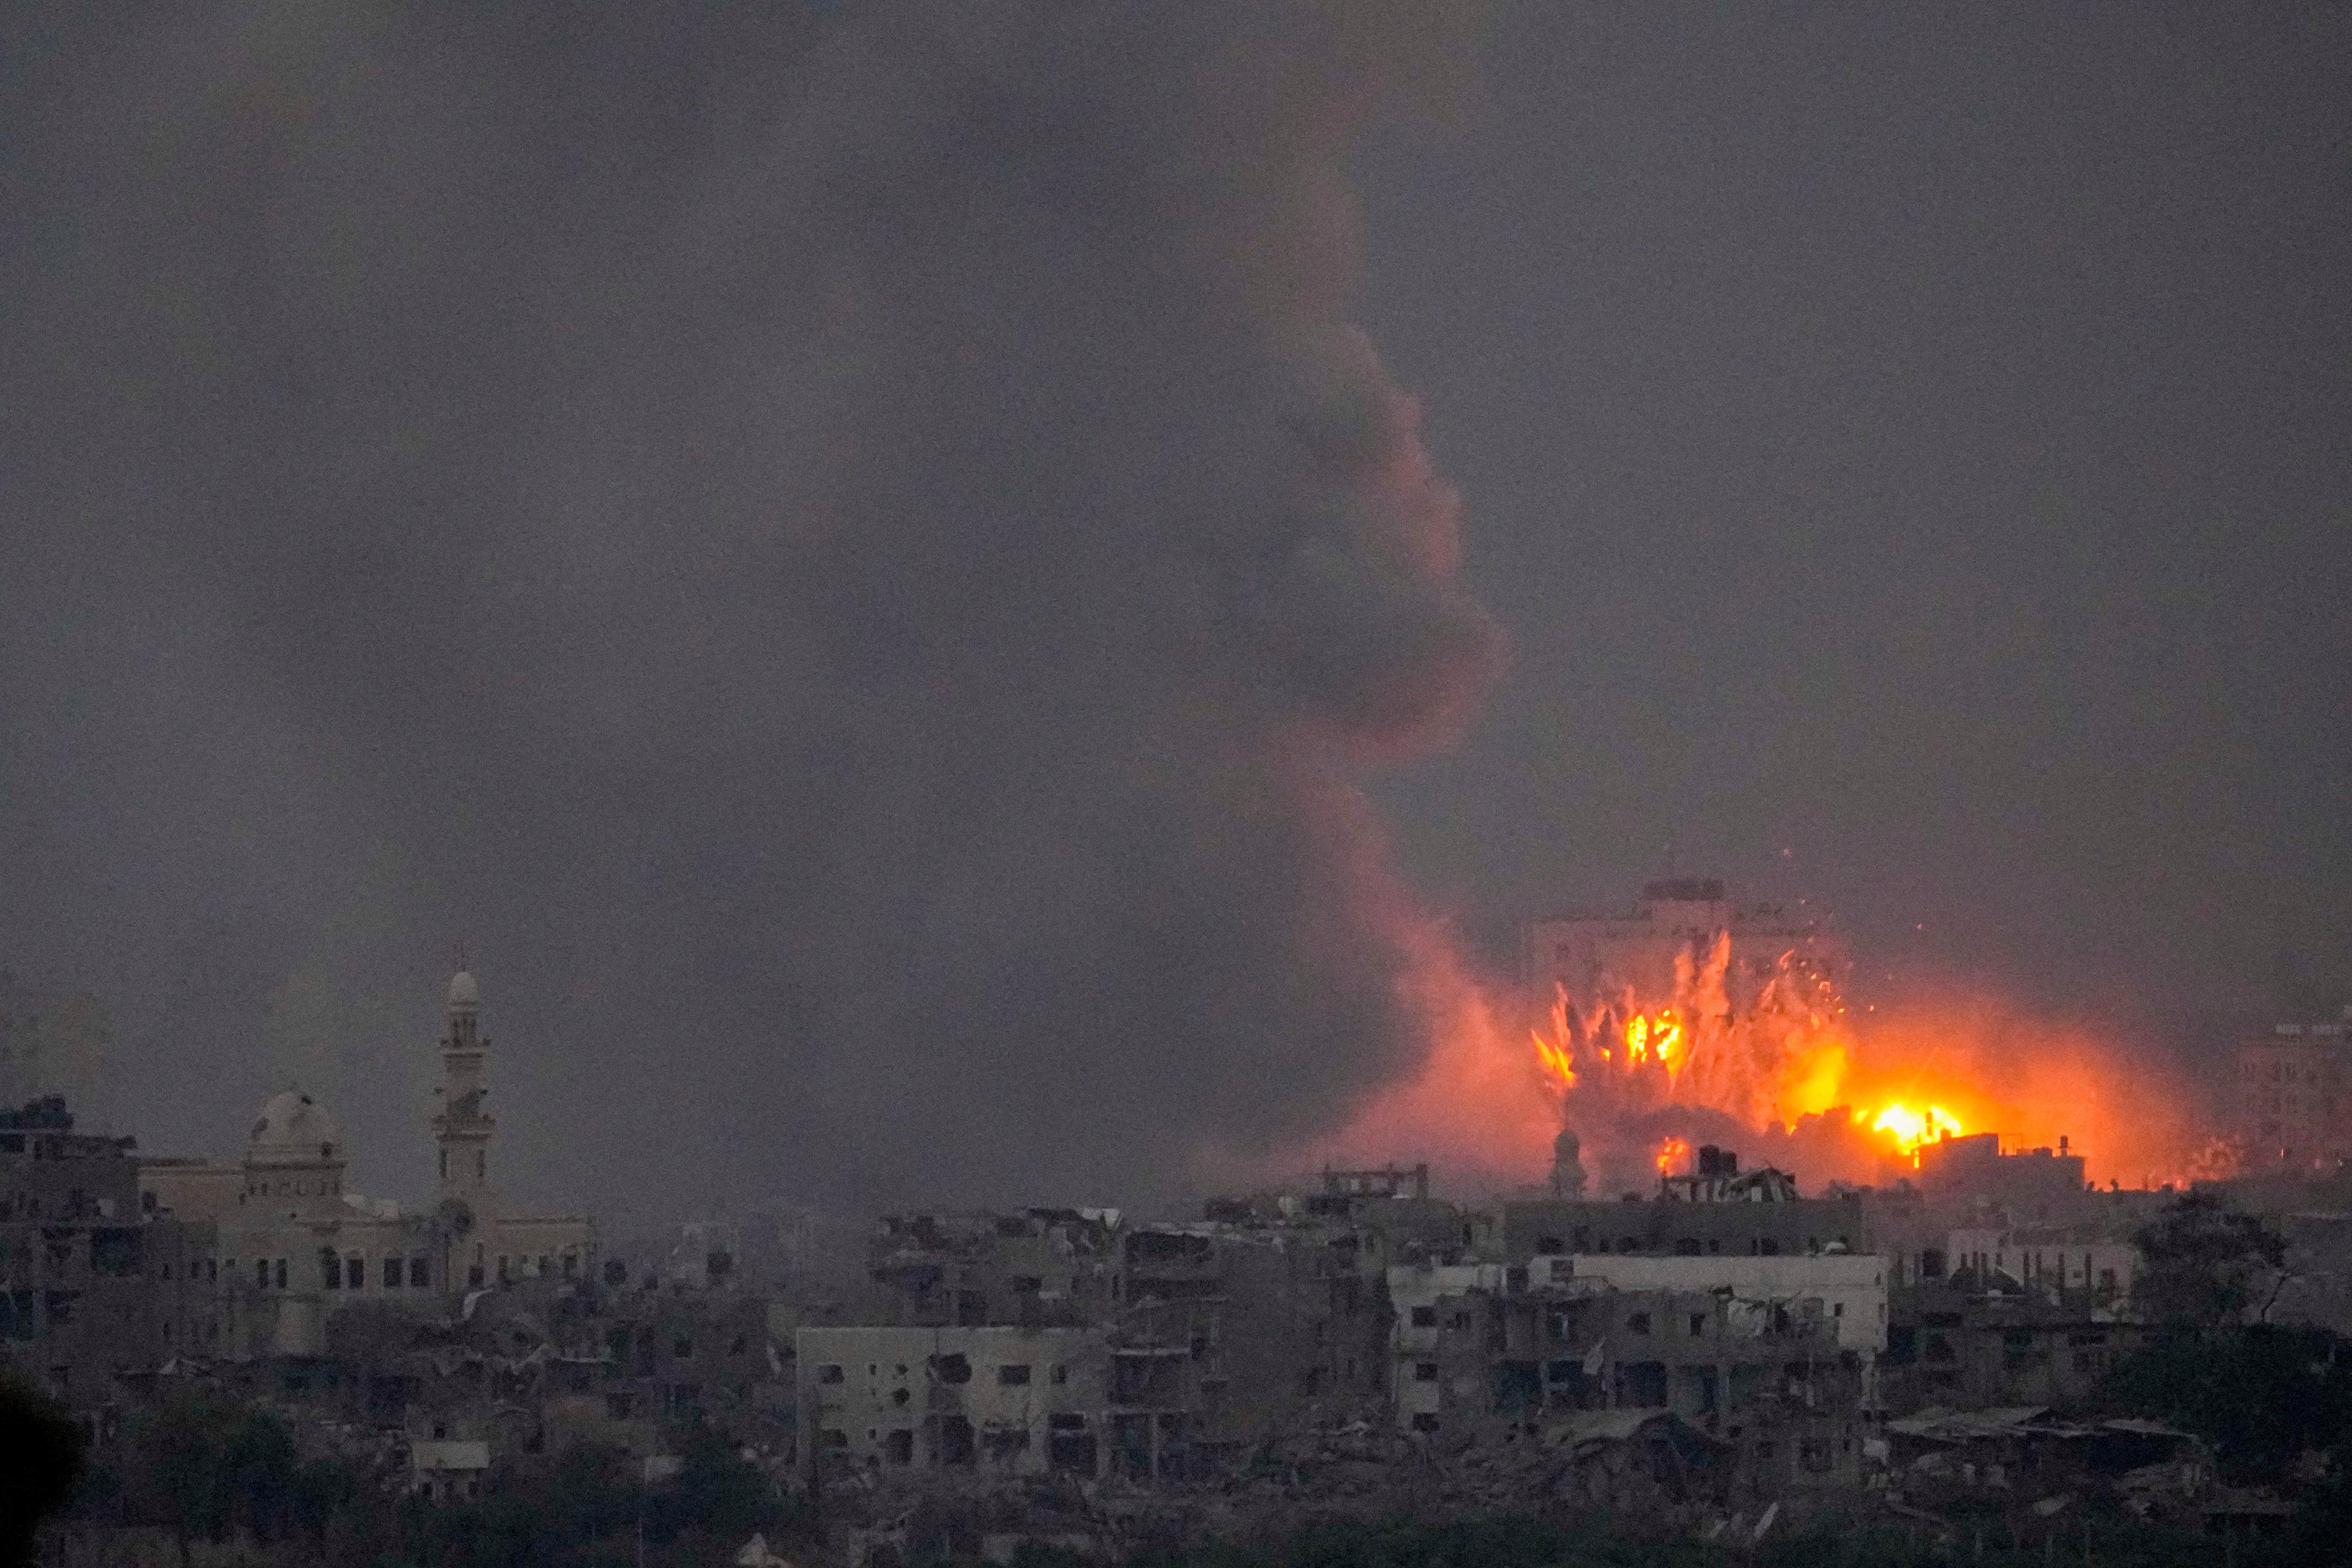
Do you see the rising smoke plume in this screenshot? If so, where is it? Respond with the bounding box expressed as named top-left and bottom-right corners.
top-left (0, 2), bottom-right (1501, 1213)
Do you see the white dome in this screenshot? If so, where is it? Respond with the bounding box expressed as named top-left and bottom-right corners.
top-left (446, 969), bottom-right (480, 1010)
top-left (248, 1090), bottom-right (343, 1166)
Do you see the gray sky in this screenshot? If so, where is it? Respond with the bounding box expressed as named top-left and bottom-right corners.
top-left (1355, 3), bottom-right (2351, 1032)
top-left (3, 2), bottom-right (2344, 1223)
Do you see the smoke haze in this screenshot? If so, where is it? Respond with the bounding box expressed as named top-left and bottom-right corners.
top-left (0, 1), bottom-right (1502, 1217)
top-left (7, 3), bottom-right (2347, 1221)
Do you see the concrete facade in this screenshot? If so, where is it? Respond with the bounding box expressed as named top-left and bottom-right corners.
top-left (1501, 1192), bottom-right (1868, 1264)
top-left (1543, 1253), bottom-right (1888, 1354)
top-left (1523, 879), bottom-right (1845, 1016)
top-left (0, 1098), bottom-right (214, 1411)
top-left (2238, 1015), bottom-right (2351, 1166)
top-left (797, 1325), bottom-right (1112, 1481)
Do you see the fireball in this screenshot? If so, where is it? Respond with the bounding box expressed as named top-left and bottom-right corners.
top-left (1864, 1101), bottom-right (1963, 1158)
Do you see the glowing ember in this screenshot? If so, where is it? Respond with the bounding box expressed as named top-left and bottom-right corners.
top-left (1654, 1135), bottom-right (1690, 1175)
top-left (1865, 1102), bottom-right (1964, 1158)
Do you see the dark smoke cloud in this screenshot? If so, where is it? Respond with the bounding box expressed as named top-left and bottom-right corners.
top-left (0, 2), bottom-right (1500, 1217)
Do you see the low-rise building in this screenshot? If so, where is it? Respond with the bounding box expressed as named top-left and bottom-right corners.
top-left (1917, 1134), bottom-right (2090, 1223)
top-left (1385, 1260), bottom-right (1868, 1491)
top-left (1882, 1278), bottom-right (2145, 1413)
top-left (796, 1325), bottom-right (1112, 1483)
top-left (1944, 1225), bottom-right (2136, 1307)
top-left (1545, 1253), bottom-right (1887, 1354)
top-left (409, 1439), bottom-right (490, 1502)
top-left (1500, 1191), bottom-right (1867, 1266)
top-left (0, 1096), bottom-right (215, 1413)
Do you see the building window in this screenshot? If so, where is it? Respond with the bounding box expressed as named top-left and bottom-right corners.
top-left (1627, 1313), bottom-right (1651, 1336)
top-left (818, 1364), bottom-right (845, 1385)
top-left (255, 1259), bottom-right (269, 1289)
top-left (1411, 1306), bottom-right (1437, 1327)
top-left (1413, 1362), bottom-right (1438, 1382)
top-left (1051, 1364), bottom-right (1068, 1385)
top-left (411, 1257), bottom-right (430, 1288)
top-left (1411, 1413), bottom-right (1440, 1433)
top-left (999, 1364), bottom-right (1032, 1386)
top-left (275, 1259), bottom-right (287, 1289)
top-left (348, 1256), bottom-right (365, 1289)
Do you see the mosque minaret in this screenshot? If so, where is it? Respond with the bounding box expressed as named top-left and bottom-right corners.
top-left (137, 962), bottom-right (595, 1357)
top-left (432, 967), bottom-right (496, 1210)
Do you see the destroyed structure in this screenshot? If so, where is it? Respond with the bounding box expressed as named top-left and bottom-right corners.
top-left (1524, 879), bottom-right (1845, 1031)
top-left (7, 963), bottom-right (2351, 1558)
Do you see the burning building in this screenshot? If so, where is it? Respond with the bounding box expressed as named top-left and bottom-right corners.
top-left (1526, 879), bottom-right (1846, 1028)
top-left (1524, 879), bottom-right (1954, 1195)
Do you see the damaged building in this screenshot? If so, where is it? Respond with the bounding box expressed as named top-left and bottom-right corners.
top-left (796, 1325), bottom-right (1114, 1481)
top-left (0, 1096), bottom-right (214, 1416)
top-left (1387, 1259), bottom-right (1870, 1492)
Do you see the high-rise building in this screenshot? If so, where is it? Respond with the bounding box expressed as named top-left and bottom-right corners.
top-left (2238, 1011), bottom-right (2352, 1166)
top-left (1523, 878), bottom-right (1845, 1017)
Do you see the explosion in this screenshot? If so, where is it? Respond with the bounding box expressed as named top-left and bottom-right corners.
top-left (1307, 887), bottom-right (2205, 1198)
top-left (1868, 1101), bottom-right (1965, 1157)
top-left (1530, 943), bottom-right (1999, 1189)
top-left (1528, 930), bottom-right (1852, 1130)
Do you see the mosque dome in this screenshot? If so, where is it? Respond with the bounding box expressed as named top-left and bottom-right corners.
top-left (446, 969), bottom-right (480, 1010)
top-left (247, 1089), bottom-right (343, 1166)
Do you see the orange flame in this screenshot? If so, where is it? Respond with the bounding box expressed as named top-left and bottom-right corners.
top-left (1533, 1030), bottom-right (1577, 1093)
top-left (1532, 982), bottom-right (1578, 1093)
top-left (1525, 935), bottom-right (1844, 1130)
top-left (1654, 1135), bottom-right (1690, 1176)
top-left (1863, 1102), bottom-right (1964, 1159)
top-left (1289, 898), bottom-right (2208, 1198)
